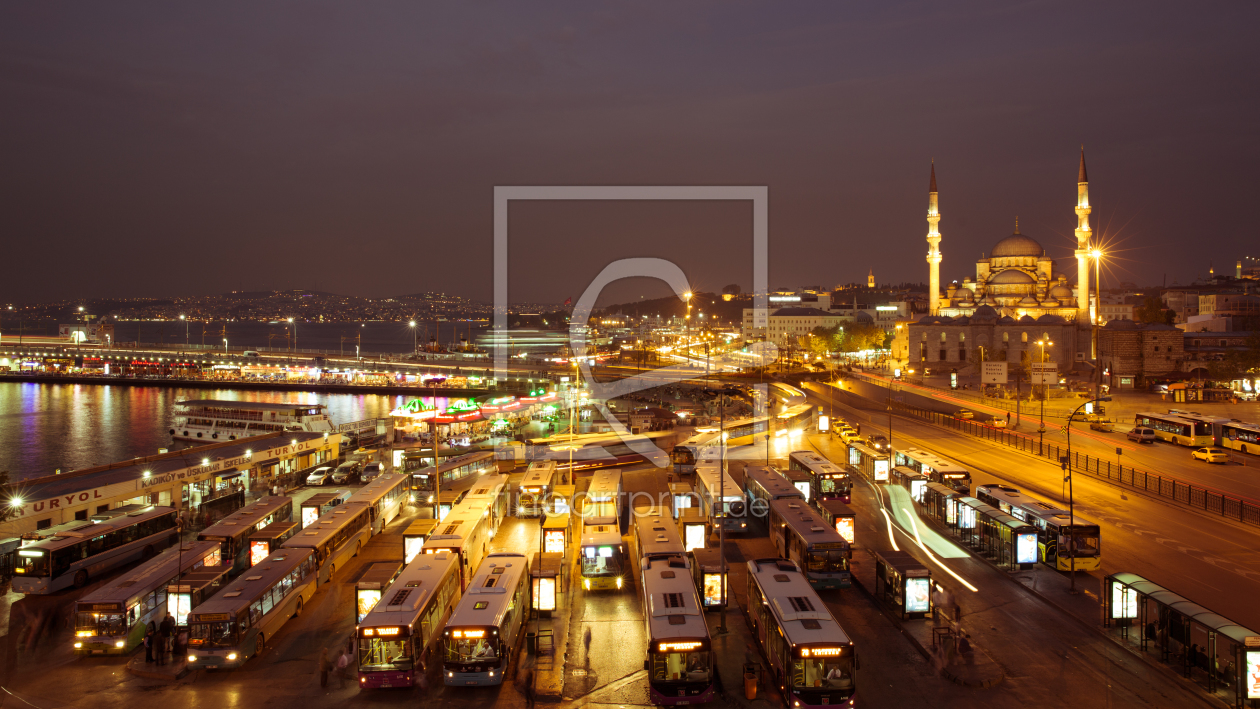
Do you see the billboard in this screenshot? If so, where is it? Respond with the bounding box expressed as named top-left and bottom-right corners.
top-left (981, 362), bottom-right (1008, 384)
top-left (905, 577), bottom-right (931, 614)
top-left (1016, 532), bottom-right (1038, 565)
top-left (1111, 581), bottom-right (1138, 619)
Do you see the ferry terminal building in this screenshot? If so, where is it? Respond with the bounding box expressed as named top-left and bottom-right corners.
top-left (3, 431), bottom-right (341, 538)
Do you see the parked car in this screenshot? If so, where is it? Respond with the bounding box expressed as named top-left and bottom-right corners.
top-left (866, 434), bottom-right (889, 451)
top-left (954, 409), bottom-right (974, 420)
top-left (989, 417), bottom-right (1007, 429)
top-left (1127, 427), bottom-right (1157, 444)
top-left (306, 466), bottom-right (334, 486)
top-left (1089, 420), bottom-right (1115, 432)
top-left (838, 426), bottom-right (861, 444)
top-left (1191, 447), bottom-right (1229, 464)
top-left (361, 462), bottom-right (383, 482)
top-left (331, 461), bottom-right (361, 484)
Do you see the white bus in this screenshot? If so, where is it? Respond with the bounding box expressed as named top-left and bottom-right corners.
top-left (581, 468), bottom-right (624, 526)
top-left (410, 451), bottom-right (498, 502)
top-left (198, 496), bottom-right (293, 575)
top-left (579, 469), bottom-right (626, 592)
top-left (768, 499), bottom-right (851, 590)
top-left (358, 551), bottom-right (463, 690)
top-left (442, 552), bottom-right (530, 687)
top-left (632, 507), bottom-right (715, 706)
top-left (787, 451), bottom-right (851, 504)
top-left (896, 447), bottom-right (971, 494)
top-left (743, 464), bottom-right (806, 509)
top-left (518, 461), bottom-right (560, 517)
top-left (345, 474), bottom-right (410, 535)
top-left (73, 540), bottom-right (224, 655)
top-left (695, 460), bottom-right (748, 534)
top-left (279, 503), bottom-right (372, 585)
top-left (186, 547), bottom-right (319, 668)
top-left (1222, 420), bottom-right (1260, 455)
top-left (746, 558), bottom-right (857, 708)
top-left (1132, 411), bottom-right (1221, 447)
top-left (422, 475), bottom-right (510, 590)
top-left (12, 505), bottom-right (179, 594)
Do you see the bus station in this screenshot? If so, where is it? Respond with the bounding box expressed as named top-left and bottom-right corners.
top-left (872, 550), bottom-right (933, 620)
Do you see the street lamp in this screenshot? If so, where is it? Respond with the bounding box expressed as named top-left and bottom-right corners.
top-left (1035, 339), bottom-right (1053, 453)
top-left (1065, 395), bottom-right (1110, 593)
top-left (288, 317), bottom-right (297, 352)
top-left (409, 320), bottom-right (417, 354)
top-left (180, 314), bottom-right (188, 347)
top-left (223, 338), bottom-right (228, 353)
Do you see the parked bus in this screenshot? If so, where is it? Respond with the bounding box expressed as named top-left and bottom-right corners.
top-left (975, 484), bottom-right (1102, 572)
top-left (695, 460), bottom-right (748, 534)
top-left (423, 475), bottom-right (510, 589)
top-left (442, 552), bottom-right (530, 687)
top-left (632, 507), bottom-right (714, 705)
top-left (410, 451), bottom-right (497, 502)
top-left (186, 547), bottom-right (319, 668)
top-left (299, 490), bottom-right (352, 528)
top-left (746, 558), bottom-right (857, 708)
top-left (345, 474), bottom-right (410, 535)
top-left (518, 461), bottom-right (560, 517)
top-left (1222, 420), bottom-right (1260, 455)
top-left (358, 551), bottom-right (463, 690)
top-left (280, 504), bottom-right (372, 585)
top-left (581, 468), bottom-right (624, 526)
top-left (11, 505), bottom-right (179, 594)
top-left (846, 441), bottom-right (889, 483)
top-left (198, 496), bottom-right (293, 575)
top-left (896, 448), bottom-right (971, 494)
top-left (743, 465), bottom-right (805, 518)
top-left (788, 451), bottom-right (851, 504)
top-left (671, 405), bottom-right (814, 475)
top-left (768, 499), bottom-right (850, 590)
top-left (579, 469), bottom-right (627, 592)
top-left (1132, 411), bottom-right (1219, 447)
top-left (73, 540), bottom-right (224, 655)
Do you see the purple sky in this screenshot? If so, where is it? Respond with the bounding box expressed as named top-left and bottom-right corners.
top-left (2, 2), bottom-right (1256, 305)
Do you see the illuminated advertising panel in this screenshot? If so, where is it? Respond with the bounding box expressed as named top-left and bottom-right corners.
top-left (356, 588), bottom-right (382, 623)
top-left (945, 499), bottom-right (957, 525)
top-left (905, 577), bottom-right (930, 614)
top-left (959, 504), bottom-right (976, 530)
top-left (818, 415), bottom-right (830, 432)
top-left (1110, 581), bottom-right (1138, 619)
top-left (702, 572), bottom-right (725, 607)
top-left (405, 536), bottom-right (424, 564)
top-left (302, 506), bottom-right (320, 529)
top-left (544, 529), bottom-right (566, 554)
top-left (250, 540), bottom-right (270, 567)
top-left (1248, 651), bottom-right (1260, 699)
top-left (848, 447), bottom-right (861, 466)
top-left (836, 517), bottom-right (855, 544)
top-left (168, 591), bottom-right (192, 626)
top-left (533, 577), bottom-right (556, 611)
top-left (1016, 533), bottom-right (1038, 565)
top-left (873, 459), bottom-right (890, 483)
top-left (910, 479), bottom-right (926, 503)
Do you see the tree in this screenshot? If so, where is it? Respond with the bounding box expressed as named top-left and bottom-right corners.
top-left (1134, 296), bottom-right (1175, 325)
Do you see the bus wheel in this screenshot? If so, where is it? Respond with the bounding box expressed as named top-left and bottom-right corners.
top-left (255, 634), bottom-right (265, 657)
top-left (293, 598), bottom-right (303, 618)
top-left (355, 541), bottom-right (362, 558)
top-left (1243, 445), bottom-right (1250, 455)
top-left (73, 570), bottom-right (89, 589)
top-left (142, 545), bottom-right (156, 560)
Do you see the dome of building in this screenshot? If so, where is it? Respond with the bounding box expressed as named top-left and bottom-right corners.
top-left (989, 269), bottom-right (1036, 285)
top-left (1048, 284), bottom-right (1073, 299)
top-left (991, 232), bottom-right (1045, 258)
top-left (1018, 295), bottom-right (1040, 307)
top-left (1036, 314), bottom-right (1067, 324)
top-left (971, 304), bottom-right (999, 322)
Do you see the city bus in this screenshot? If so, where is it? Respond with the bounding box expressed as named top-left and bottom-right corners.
top-left (632, 507), bottom-right (714, 705)
top-left (670, 404), bottom-right (815, 475)
top-left (695, 460), bottom-right (748, 534)
top-left (198, 495), bottom-right (293, 575)
top-left (410, 451), bottom-right (498, 502)
top-left (846, 441), bottom-right (890, 483)
top-left (581, 468), bottom-right (624, 525)
top-left (1132, 411), bottom-right (1219, 447)
top-left (579, 469), bottom-right (627, 592)
top-left (746, 558), bottom-right (856, 708)
top-left (345, 474), bottom-right (410, 535)
top-left (975, 484), bottom-right (1102, 572)
top-left (11, 505), bottom-right (179, 594)
top-left (358, 551), bottom-right (463, 689)
top-left (896, 448), bottom-right (971, 495)
top-left (1222, 420), bottom-right (1260, 455)
top-left (186, 547), bottom-right (319, 668)
top-left (73, 540), bottom-right (223, 655)
top-left (518, 461), bottom-right (559, 517)
top-left (743, 465), bottom-right (805, 521)
top-left (422, 475), bottom-right (510, 589)
top-left (279, 503), bottom-right (372, 585)
top-left (768, 499), bottom-right (850, 589)
top-left (442, 552), bottom-right (530, 687)
top-left (788, 451), bottom-right (851, 503)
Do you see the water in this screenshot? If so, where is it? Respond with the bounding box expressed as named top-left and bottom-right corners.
top-left (0, 382), bottom-right (467, 480)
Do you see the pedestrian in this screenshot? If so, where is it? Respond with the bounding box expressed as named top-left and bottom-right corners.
top-left (1006, 412), bottom-right (1011, 426)
top-left (957, 634), bottom-right (973, 665)
top-left (583, 626), bottom-right (592, 663)
top-left (318, 648), bottom-right (331, 689)
top-left (143, 626), bottom-right (155, 663)
top-left (337, 649), bottom-right (351, 688)
top-left (177, 628), bottom-right (189, 659)
top-left (524, 669), bottom-right (536, 709)
top-left (156, 618), bottom-right (171, 666)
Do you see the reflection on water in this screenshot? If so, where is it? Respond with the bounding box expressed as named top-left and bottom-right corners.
top-left (0, 383), bottom-right (457, 480)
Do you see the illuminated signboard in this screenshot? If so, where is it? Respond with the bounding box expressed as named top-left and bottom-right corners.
top-left (1248, 651), bottom-right (1260, 699)
top-left (452, 629), bottom-right (485, 639)
top-left (658, 641), bottom-right (702, 652)
top-left (404, 536), bottom-right (424, 564)
top-left (302, 506), bottom-right (320, 529)
top-left (249, 540), bottom-right (270, 567)
top-left (873, 459), bottom-right (890, 483)
top-left (945, 499), bottom-right (957, 526)
top-left (905, 577), bottom-right (931, 613)
top-left (544, 529), bottom-right (566, 555)
top-left (818, 415), bottom-right (830, 432)
top-left (800, 647), bottom-right (844, 657)
top-left (910, 479), bottom-right (926, 503)
top-left (444, 399), bottom-right (478, 413)
top-left (533, 577), bottom-right (556, 611)
top-left (356, 589), bottom-right (382, 623)
top-left (848, 447), bottom-right (861, 466)
top-left (958, 503), bottom-right (976, 530)
top-left (702, 572), bottom-right (725, 607)
top-left (1016, 533), bottom-right (1038, 565)
top-left (168, 592), bottom-right (193, 626)
top-left (836, 517), bottom-right (855, 544)
top-left (1110, 581), bottom-right (1138, 619)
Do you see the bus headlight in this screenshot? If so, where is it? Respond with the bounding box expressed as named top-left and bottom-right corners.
top-left (188, 655), bottom-right (197, 663)
top-left (584, 578), bottom-right (591, 590)
top-left (74, 642), bottom-right (83, 648)
top-left (448, 672), bottom-right (454, 678)
top-left (360, 677), bottom-right (366, 683)
top-left (489, 670), bottom-right (494, 677)
top-left (227, 652), bottom-right (238, 661)
top-left (616, 577), bottom-right (623, 589)
top-left (115, 640), bottom-right (126, 648)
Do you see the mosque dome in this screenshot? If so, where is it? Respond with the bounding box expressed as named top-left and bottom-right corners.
top-left (991, 232), bottom-right (1045, 258)
top-left (989, 269), bottom-right (1036, 285)
top-left (1048, 284), bottom-right (1074, 299)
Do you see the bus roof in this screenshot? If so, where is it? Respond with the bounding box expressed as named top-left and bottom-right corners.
top-left (199, 495), bottom-right (291, 540)
top-left (743, 465), bottom-right (804, 501)
top-left (1223, 420), bottom-right (1260, 433)
top-left (695, 465), bottom-right (743, 502)
top-left (642, 553), bottom-right (707, 644)
top-left (280, 504), bottom-right (369, 551)
top-left (426, 482), bottom-right (506, 546)
top-left (447, 553), bottom-right (528, 629)
top-left (77, 540), bottom-right (222, 610)
top-left (580, 521), bottom-right (622, 547)
top-left (746, 558), bottom-right (849, 647)
top-left (521, 461), bottom-right (558, 489)
top-left (633, 507), bottom-right (686, 560)
top-left (898, 447), bottom-right (968, 474)
top-left (189, 548), bottom-right (315, 620)
top-left (21, 506), bottom-right (175, 552)
top-left (345, 474), bottom-right (409, 507)
top-left (360, 552), bottom-right (459, 630)
top-left (788, 451), bottom-right (845, 475)
top-left (301, 490), bottom-right (352, 508)
top-left (769, 499), bottom-right (847, 547)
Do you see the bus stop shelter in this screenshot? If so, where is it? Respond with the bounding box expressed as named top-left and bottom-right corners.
top-left (1104, 571), bottom-right (1259, 708)
top-left (689, 547), bottom-right (728, 610)
top-left (403, 519), bottom-right (437, 563)
top-left (872, 550), bottom-right (932, 620)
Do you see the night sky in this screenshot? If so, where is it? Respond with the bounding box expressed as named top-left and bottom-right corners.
top-left (2, 2), bottom-right (1256, 306)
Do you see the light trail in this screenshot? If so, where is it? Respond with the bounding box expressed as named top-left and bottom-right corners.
top-left (879, 508), bottom-right (900, 552)
top-left (903, 508), bottom-right (979, 593)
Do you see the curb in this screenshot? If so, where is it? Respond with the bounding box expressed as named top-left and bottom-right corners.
top-left (125, 662), bottom-right (188, 682)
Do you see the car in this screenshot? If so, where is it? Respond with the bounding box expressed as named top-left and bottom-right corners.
top-left (866, 434), bottom-right (889, 451)
top-left (306, 466), bottom-right (334, 486)
top-left (989, 417), bottom-right (1007, 429)
top-left (331, 461), bottom-right (360, 484)
top-left (1127, 427), bottom-right (1157, 444)
top-left (1192, 448), bottom-right (1229, 464)
top-left (954, 409), bottom-right (974, 420)
top-left (361, 462), bottom-right (383, 482)
top-left (837, 426), bottom-right (861, 444)
top-left (1089, 420), bottom-right (1115, 432)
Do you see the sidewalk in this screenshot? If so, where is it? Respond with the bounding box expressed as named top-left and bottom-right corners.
top-left (126, 654), bottom-right (188, 681)
top-left (528, 561), bottom-right (572, 702)
top-left (707, 600), bottom-right (780, 709)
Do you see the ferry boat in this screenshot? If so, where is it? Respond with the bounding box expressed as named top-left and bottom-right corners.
top-left (171, 399), bottom-right (335, 442)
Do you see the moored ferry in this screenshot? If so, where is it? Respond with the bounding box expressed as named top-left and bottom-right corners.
top-left (171, 399), bottom-right (335, 442)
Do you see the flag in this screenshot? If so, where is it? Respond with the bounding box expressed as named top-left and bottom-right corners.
top-left (564, 297), bottom-right (572, 307)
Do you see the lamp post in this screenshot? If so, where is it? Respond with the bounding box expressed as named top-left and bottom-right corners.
top-left (1065, 395), bottom-right (1110, 593)
top-left (223, 338), bottom-right (228, 353)
top-left (180, 314), bottom-right (188, 347)
top-left (1036, 339), bottom-right (1052, 453)
top-left (288, 317), bottom-right (297, 352)
top-left (409, 320), bottom-right (417, 354)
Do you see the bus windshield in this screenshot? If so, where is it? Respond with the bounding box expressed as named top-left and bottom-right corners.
top-left (14, 551), bottom-right (49, 577)
top-left (77, 611), bottom-right (128, 637)
top-left (190, 621), bottom-right (238, 647)
top-left (446, 636), bottom-right (499, 664)
top-left (672, 449), bottom-right (696, 466)
top-left (360, 637), bottom-right (412, 670)
top-left (650, 650), bottom-right (710, 683)
top-left (793, 656), bottom-right (855, 691)
top-left (1062, 530), bottom-right (1100, 557)
top-left (581, 546), bottom-right (623, 577)
top-left (805, 549), bottom-right (848, 574)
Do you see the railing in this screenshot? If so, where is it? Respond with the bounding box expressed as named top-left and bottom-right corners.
top-left (891, 400), bottom-right (1260, 527)
top-left (850, 370), bottom-right (1085, 420)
